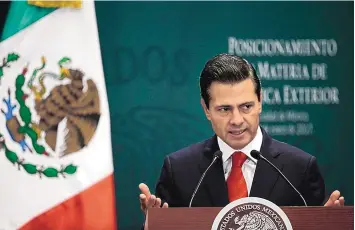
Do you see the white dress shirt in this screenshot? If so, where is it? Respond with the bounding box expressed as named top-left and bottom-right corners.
top-left (217, 126), bottom-right (263, 195)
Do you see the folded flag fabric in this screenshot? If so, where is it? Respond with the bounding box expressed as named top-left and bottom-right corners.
top-left (0, 1), bottom-right (117, 229)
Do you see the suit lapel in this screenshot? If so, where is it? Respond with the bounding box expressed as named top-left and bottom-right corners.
top-left (249, 129), bottom-right (283, 199)
top-left (198, 136), bottom-right (229, 207)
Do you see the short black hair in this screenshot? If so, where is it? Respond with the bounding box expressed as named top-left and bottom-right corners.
top-left (199, 53), bottom-right (261, 108)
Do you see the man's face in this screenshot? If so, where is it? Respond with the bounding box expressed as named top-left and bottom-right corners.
top-left (201, 79), bottom-right (262, 150)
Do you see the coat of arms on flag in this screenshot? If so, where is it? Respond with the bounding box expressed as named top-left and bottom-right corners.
top-left (0, 54), bottom-right (101, 178)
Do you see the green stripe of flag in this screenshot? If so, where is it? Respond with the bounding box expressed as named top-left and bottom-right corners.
top-left (1, 1), bottom-right (55, 41)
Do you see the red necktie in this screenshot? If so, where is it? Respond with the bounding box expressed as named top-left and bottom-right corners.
top-left (227, 151), bottom-right (248, 202)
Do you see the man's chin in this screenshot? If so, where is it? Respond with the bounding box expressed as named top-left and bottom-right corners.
top-left (227, 138), bottom-right (250, 150)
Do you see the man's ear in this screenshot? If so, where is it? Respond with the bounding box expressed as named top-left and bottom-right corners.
top-left (201, 98), bottom-right (211, 121)
top-left (259, 90), bottom-right (262, 114)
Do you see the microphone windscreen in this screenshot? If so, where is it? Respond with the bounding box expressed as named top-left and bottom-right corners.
top-left (251, 150), bottom-right (261, 160)
top-left (213, 150), bottom-right (222, 159)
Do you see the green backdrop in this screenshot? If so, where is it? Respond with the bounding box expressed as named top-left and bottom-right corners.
top-left (95, 2), bottom-right (353, 229)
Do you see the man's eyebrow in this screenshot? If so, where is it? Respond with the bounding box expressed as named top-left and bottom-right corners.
top-left (215, 104), bottom-right (232, 108)
top-left (239, 101), bottom-right (255, 106)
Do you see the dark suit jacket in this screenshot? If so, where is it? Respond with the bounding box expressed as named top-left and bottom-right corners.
top-left (155, 128), bottom-right (326, 207)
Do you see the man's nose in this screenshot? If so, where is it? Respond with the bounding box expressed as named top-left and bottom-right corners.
top-left (230, 109), bottom-right (244, 126)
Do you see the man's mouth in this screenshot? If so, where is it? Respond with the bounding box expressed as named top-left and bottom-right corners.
top-left (229, 129), bottom-right (246, 136)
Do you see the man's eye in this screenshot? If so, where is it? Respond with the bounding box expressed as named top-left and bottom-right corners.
top-left (219, 107), bottom-right (229, 112)
top-left (242, 104), bottom-right (252, 109)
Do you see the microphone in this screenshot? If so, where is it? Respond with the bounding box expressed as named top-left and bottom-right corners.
top-left (250, 150), bottom-right (308, 207)
top-left (189, 150), bottom-right (223, 207)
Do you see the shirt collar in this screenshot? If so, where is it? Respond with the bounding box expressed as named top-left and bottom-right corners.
top-left (217, 126), bottom-right (263, 164)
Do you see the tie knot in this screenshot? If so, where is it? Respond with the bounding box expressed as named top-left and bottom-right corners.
top-left (232, 151), bottom-right (247, 167)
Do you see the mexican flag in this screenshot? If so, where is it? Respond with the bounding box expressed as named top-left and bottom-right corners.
top-left (0, 1), bottom-right (117, 229)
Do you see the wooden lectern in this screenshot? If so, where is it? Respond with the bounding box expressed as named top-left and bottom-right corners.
top-left (148, 206), bottom-right (354, 230)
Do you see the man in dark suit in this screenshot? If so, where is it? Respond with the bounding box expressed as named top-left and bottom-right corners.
top-left (138, 54), bottom-right (345, 219)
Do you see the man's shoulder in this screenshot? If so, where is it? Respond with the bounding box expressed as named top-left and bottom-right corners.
top-left (270, 137), bottom-right (315, 161)
top-left (165, 137), bottom-right (212, 162)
